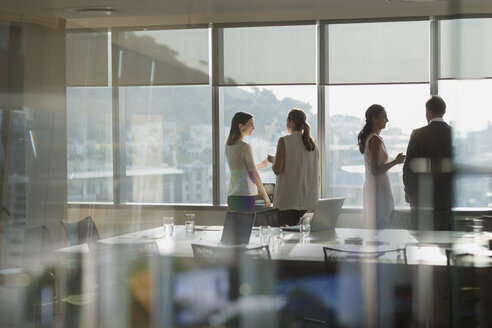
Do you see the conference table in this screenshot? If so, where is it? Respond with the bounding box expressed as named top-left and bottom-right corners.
top-left (52, 226), bottom-right (492, 328)
top-left (61, 225), bottom-right (492, 266)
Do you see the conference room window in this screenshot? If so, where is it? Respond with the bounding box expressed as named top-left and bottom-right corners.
top-left (323, 20), bottom-right (430, 207)
top-left (66, 30), bottom-right (114, 202)
top-left (218, 24), bottom-right (317, 204)
top-left (114, 28), bottom-right (212, 204)
top-left (438, 18), bottom-right (492, 207)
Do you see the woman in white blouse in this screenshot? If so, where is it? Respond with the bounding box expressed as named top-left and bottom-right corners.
top-left (268, 108), bottom-right (319, 226)
top-left (226, 111), bottom-right (271, 212)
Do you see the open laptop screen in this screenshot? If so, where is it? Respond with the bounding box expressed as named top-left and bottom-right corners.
top-left (220, 212), bottom-right (256, 246)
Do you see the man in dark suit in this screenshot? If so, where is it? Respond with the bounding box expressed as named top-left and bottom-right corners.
top-left (403, 96), bottom-right (453, 230)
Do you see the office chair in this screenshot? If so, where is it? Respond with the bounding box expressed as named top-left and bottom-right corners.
top-left (445, 249), bottom-right (492, 327)
top-left (254, 208), bottom-right (281, 227)
top-left (61, 216), bottom-right (100, 247)
top-left (322, 245), bottom-right (407, 264)
top-left (389, 210), bottom-right (415, 230)
top-left (191, 244), bottom-right (271, 260)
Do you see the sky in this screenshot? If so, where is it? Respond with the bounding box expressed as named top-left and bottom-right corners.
top-left (254, 81), bottom-right (492, 136)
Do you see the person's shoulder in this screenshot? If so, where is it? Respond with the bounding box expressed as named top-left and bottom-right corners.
top-left (367, 132), bottom-right (381, 142)
top-left (227, 140), bottom-right (248, 149)
top-left (410, 125), bottom-right (427, 136)
top-left (237, 140), bottom-right (252, 151)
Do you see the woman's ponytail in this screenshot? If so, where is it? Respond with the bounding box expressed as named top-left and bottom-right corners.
top-left (288, 108), bottom-right (316, 152)
top-left (302, 122), bottom-right (315, 152)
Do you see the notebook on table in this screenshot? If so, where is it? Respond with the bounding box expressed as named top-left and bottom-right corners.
top-left (283, 197), bottom-right (345, 232)
top-left (220, 211), bottom-right (256, 246)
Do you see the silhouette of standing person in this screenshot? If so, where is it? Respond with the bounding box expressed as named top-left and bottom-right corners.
top-left (403, 96), bottom-right (453, 230)
top-left (358, 104), bottom-right (405, 229)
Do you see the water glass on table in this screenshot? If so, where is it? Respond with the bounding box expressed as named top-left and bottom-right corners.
top-left (185, 213), bottom-right (195, 233)
top-left (259, 225), bottom-right (271, 246)
top-left (270, 227), bottom-right (283, 252)
top-left (300, 222), bottom-right (311, 239)
top-left (163, 216), bottom-right (174, 238)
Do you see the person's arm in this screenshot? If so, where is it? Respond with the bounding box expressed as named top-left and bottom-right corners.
top-left (368, 137), bottom-right (405, 176)
top-left (244, 144), bottom-right (271, 207)
top-left (403, 130), bottom-right (417, 203)
top-left (271, 138), bottom-right (285, 176)
top-left (250, 170), bottom-right (271, 207)
top-left (256, 158), bottom-right (269, 169)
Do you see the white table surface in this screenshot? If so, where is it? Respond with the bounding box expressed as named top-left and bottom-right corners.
top-left (58, 226), bottom-right (492, 267)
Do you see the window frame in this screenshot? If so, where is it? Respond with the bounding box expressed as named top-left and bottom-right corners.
top-left (66, 16), bottom-right (492, 210)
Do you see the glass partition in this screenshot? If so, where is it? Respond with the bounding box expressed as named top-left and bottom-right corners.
top-left (220, 25), bottom-right (316, 85)
top-left (67, 87), bottom-right (113, 202)
top-left (325, 84), bottom-right (430, 207)
top-left (120, 85), bottom-right (212, 204)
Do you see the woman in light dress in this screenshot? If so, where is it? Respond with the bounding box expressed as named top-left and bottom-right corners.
top-left (226, 111), bottom-right (271, 212)
top-left (357, 104), bottom-right (405, 229)
top-left (268, 108), bottom-right (319, 226)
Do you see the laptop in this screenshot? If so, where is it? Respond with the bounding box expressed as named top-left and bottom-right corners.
top-left (283, 197), bottom-right (345, 232)
top-left (220, 211), bottom-right (256, 246)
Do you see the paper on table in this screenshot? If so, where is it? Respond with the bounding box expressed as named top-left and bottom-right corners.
top-left (288, 244), bottom-right (325, 260)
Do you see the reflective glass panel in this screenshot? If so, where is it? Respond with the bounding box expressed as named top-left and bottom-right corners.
top-left (220, 86), bottom-right (317, 204)
top-left (120, 86), bottom-right (212, 204)
top-left (115, 28), bottom-right (209, 85)
top-left (221, 25), bottom-right (316, 85)
top-left (67, 87), bottom-right (113, 202)
top-left (325, 84), bottom-right (429, 207)
top-left (66, 30), bottom-right (108, 86)
top-left (440, 18), bottom-right (492, 79)
top-left (326, 21), bottom-right (429, 84)
top-left (439, 79), bottom-right (492, 207)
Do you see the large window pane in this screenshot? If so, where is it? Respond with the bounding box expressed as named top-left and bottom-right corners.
top-left (440, 18), bottom-right (492, 79)
top-left (221, 25), bottom-right (316, 85)
top-left (120, 86), bottom-right (212, 204)
top-left (325, 84), bottom-right (429, 207)
top-left (67, 87), bottom-right (113, 202)
top-left (326, 21), bottom-right (429, 84)
top-left (439, 79), bottom-right (492, 207)
top-left (66, 30), bottom-right (108, 86)
top-left (115, 28), bottom-right (209, 85)
top-left (220, 86), bottom-right (317, 204)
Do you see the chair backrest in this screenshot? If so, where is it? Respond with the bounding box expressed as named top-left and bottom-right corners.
top-left (97, 241), bottom-right (159, 259)
top-left (322, 245), bottom-right (407, 264)
top-left (254, 208), bottom-right (281, 227)
top-left (389, 210), bottom-right (414, 230)
top-left (191, 244), bottom-right (238, 259)
top-left (61, 216), bottom-right (100, 246)
top-left (244, 245), bottom-right (271, 260)
top-left (191, 244), bottom-right (271, 261)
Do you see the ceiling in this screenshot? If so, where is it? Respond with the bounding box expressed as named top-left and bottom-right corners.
top-left (1, 0), bottom-right (492, 28)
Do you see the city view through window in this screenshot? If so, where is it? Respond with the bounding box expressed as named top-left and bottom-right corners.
top-left (67, 21), bottom-right (492, 208)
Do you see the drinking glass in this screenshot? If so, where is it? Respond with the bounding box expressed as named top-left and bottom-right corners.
top-left (270, 227), bottom-right (282, 252)
top-left (472, 218), bottom-right (484, 244)
top-left (300, 222), bottom-right (311, 239)
top-left (185, 213), bottom-right (195, 233)
top-left (259, 225), bottom-right (271, 246)
top-left (163, 216), bottom-right (174, 238)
